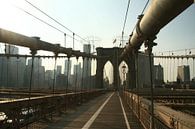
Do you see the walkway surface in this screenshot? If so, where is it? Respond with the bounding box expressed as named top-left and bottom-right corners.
top-left (45, 92), bottom-right (144, 129)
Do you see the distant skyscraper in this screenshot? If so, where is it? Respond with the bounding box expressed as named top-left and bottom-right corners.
top-left (73, 63), bottom-right (82, 77)
top-left (0, 45), bottom-right (26, 88)
top-left (83, 44), bottom-right (91, 78)
top-left (154, 64), bottom-right (164, 85)
top-left (56, 65), bottom-right (62, 76)
top-left (64, 59), bottom-right (72, 76)
top-left (28, 58), bottom-right (42, 66)
top-left (45, 70), bottom-right (54, 89)
top-left (24, 58), bottom-right (45, 88)
top-left (177, 65), bottom-right (190, 82)
top-left (137, 53), bottom-right (153, 88)
top-left (5, 45), bottom-right (19, 54)
top-left (83, 44), bottom-right (91, 53)
top-left (154, 64), bottom-right (164, 81)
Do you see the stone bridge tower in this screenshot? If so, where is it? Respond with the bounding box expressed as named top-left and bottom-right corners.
top-left (96, 47), bottom-right (136, 90)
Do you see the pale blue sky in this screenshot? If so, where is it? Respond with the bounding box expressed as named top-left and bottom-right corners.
top-left (0, 0), bottom-right (194, 53)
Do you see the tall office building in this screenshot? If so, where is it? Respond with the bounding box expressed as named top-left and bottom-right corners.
top-left (5, 45), bottom-right (19, 54)
top-left (45, 70), bottom-right (54, 89)
top-left (177, 65), bottom-right (190, 82)
top-left (28, 58), bottom-right (42, 66)
top-left (0, 45), bottom-right (26, 88)
top-left (137, 52), bottom-right (153, 88)
top-left (56, 65), bottom-right (62, 76)
top-left (73, 63), bottom-right (82, 77)
top-left (83, 44), bottom-right (91, 53)
top-left (73, 63), bottom-right (82, 87)
top-left (64, 59), bottom-right (72, 76)
top-left (24, 58), bottom-right (45, 88)
top-left (83, 44), bottom-right (91, 78)
top-left (154, 64), bottom-right (164, 86)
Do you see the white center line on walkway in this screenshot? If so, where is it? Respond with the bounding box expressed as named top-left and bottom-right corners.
top-left (81, 92), bottom-right (114, 129)
top-left (118, 92), bottom-right (131, 129)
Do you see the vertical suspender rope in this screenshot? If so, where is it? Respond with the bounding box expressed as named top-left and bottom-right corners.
top-left (0, 56), bottom-right (3, 86)
top-left (92, 58), bottom-right (94, 90)
top-left (178, 57), bottom-right (180, 67)
top-left (181, 57), bottom-right (183, 66)
top-left (177, 57), bottom-right (179, 82)
top-left (162, 57), bottom-right (164, 82)
top-left (170, 58), bottom-right (172, 82)
top-left (81, 57), bottom-right (85, 103)
top-left (66, 57), bottom-right (70, 94)
top-left (168, 58), bottom-right (170, 82)
top-left (90, 58), bottom-right (92, 91)
top-left (52, 55), bottom-right (58, 95)
top-left (26, 50), bottom-right (36, 129)
top-left (146, 41), bottom-right (154, 129)
top-left (24, 57), bottom-right (27, 89)
top-left (173, 58), bottom-right (175, 82)
top-left (86, 57), bottom-right (89, 98)
top-left (64, 33), bottom-right (66, 47)
top-left (89, 58), bottom-right (92, 92)
top-left (94, 58), bottom-right (96, 90)
top-left (92, 58), bottom-right (95, 90)
top-left (193, 58), bottom-right (195, 80)
top-left (38, 57), bottom-right (40, 88)
top-left (47, 65), bottom-right (50, 89)
top-left (166, 57), bottom-right (168, 82)
top-left (75, 57), bottom-right (79, 106)
top-left (65, 57), bottom-right (70, 111)
top-left (149, 51), bottom-right (154, 129)
top-left (16, 57), bottom-right (19, 87)
top-left (187, 57), bottom-right (189, 80)
top-left (73, 33), bottom-right (75, 49)
top-left (6, 56), bottom-right (9, 87)
top-left (50, 54), bottom-right (57, 120)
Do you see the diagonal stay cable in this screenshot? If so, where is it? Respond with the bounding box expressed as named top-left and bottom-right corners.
top-left (122, 0), bottom-right (131, 35)
top-left (141, 0), bottom-right (150, 14)
top-left (14, 5), bottom-right (81, 42)
top-left (121, 0), bottom-right (131, 47)
top-left (24, 0), bottom-right (89, 43)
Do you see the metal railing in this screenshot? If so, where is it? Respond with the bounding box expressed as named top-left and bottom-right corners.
top-left (123, 91), bottom-right (171, 129)
top-left (0, 90), bottom-right (104, 129)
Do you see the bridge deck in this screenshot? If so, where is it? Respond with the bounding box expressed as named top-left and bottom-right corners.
top-left (45, 92), bottom-right (144, 129)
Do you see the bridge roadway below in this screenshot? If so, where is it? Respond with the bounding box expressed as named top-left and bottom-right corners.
top-left (44, 92), bottom-right (144, 129)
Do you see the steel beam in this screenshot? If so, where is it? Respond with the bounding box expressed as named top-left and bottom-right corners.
top-left (121, 0), bottom-right (194, 57)
top-left (0, 28), bottom-right (96, 58)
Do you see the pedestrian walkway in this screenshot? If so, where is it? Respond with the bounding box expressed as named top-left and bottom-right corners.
top-left (45, 92), bottom-right (144, 129)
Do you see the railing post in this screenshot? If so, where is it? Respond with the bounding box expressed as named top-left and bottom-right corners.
top-left (65, 56), bottom-right (70, 111)
top-left (145, 39), bottom-right (156, 129)
top-left (26, 49), bottom-right (37, 129)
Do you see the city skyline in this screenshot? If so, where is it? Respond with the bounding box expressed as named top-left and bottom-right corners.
top-left (0, 1), bottom-right (195, 128)
top-left (0, 0), bottom-right (194, 53)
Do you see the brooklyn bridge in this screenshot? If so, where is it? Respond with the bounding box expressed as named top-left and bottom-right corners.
top-left (0, 0), bottom-right (195, 129)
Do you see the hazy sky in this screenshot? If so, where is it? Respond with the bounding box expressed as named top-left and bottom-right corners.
top-left (1, 0), bottom-right (194, 53)
top-left (0, 0), bottom-right (195, 83)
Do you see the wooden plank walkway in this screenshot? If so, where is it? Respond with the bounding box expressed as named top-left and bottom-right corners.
top-left (44, 92), bottom-right (144, 129)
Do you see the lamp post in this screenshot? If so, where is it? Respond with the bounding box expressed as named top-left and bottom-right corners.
top-left (122, 64), bottom-right (127, 90)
